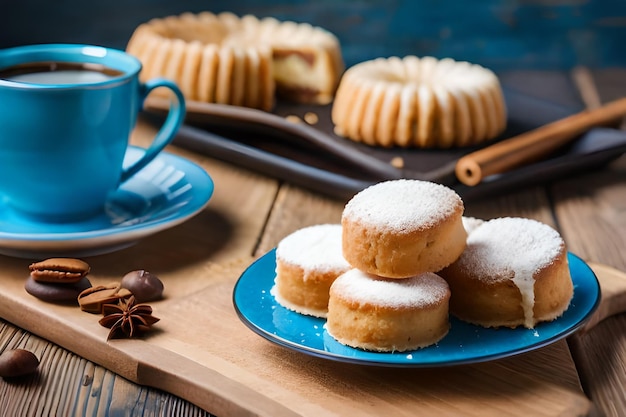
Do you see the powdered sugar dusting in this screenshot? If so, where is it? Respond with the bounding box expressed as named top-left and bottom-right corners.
top-left (276, 224), bottom-right (350, 278)
top-left (343, 180), bottom-right (463, 231)
top-left (331, 269), bottom-right (450, 308)
top-left (458, 217), bottom-right (565, 327)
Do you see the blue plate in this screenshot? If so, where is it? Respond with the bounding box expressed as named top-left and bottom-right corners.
top-left (0, 146), bottom-right (214, 258)
top-left (233, 250), bottom-right (601, 367)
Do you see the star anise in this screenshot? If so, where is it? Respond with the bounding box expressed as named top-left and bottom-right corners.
top-left (98, 296), bottom-right (160, 340)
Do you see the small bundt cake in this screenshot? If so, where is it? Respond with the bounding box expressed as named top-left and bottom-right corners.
top-left (126, 12), bottom-right (344, 110)
top-left (439, 217), bottom-right (574, 329)
top-left (253, 16), bottom-right (344, 104)
top-left (331, 55), bottom-right (507, 148)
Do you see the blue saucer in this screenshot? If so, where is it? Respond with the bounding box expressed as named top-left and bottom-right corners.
top-left (0, 146), bottom-right (214, 258)
top-left (233, 250), bottom-right (600, 367)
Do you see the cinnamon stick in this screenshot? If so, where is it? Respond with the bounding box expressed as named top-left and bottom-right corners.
top-left (455, 97), bottom-right (626, 186)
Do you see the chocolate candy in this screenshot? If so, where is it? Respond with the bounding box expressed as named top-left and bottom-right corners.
top-left (120, 270), bottom-right (164, 302)
top-left (0, 349), bottom-right (39, 378)
top-left (29, 258), bottom-right (90, 283)
top-left (25, 275), bottom-right (92, 303)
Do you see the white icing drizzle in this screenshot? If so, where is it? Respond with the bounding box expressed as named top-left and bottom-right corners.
top-left (331, 269), bottom-right (449, 308)
top-left (342, 180), bottom-right (462, 231)
top-left (457, 217), bottom-right (565, 328)
top-left (462, 216), bottom-right (484, 234)
top-left (276, 224), bottom-right (350, 280)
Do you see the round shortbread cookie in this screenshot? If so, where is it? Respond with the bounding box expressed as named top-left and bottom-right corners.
top-left (342, 179), bottom-right (467, 278)
top-left (272, 224), bottom-right (351, 318)
top-left (439, 217), bottom-right (574, 329)
top-left (326, 269), bottom-right (451, 352)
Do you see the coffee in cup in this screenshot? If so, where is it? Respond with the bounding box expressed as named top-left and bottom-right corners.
top-left (0, 44), bottom-right (186, 222)
top-left (0, 61), bottom-right (124, 84)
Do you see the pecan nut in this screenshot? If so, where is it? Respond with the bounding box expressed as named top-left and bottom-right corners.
top-left (29, 258), bottom-right (90, 283)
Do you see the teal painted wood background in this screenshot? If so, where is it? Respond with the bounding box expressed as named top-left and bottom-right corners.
top-left (2, 0), bottom-right (626, 70)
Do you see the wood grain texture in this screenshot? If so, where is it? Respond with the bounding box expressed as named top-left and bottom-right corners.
top-left (256, 184), bottom-right (346, 255)
top-left (582, 263), bottom-right (626, 333)
top-left (0, 320), bottom-right (213, 417)
top-left (558, 68), bottom-right (626, 417)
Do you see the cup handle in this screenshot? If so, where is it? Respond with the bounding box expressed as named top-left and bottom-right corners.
top-left (120, 78), bottom-right (186, 183)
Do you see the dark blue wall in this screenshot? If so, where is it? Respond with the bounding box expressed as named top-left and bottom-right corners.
top-left (2, 0), bottom-right (626, 70)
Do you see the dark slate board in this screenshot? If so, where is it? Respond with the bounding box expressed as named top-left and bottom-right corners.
top-left (145, 72), bottom-right (626, 201)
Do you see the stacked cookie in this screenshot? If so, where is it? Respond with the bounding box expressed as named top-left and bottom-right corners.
top-left (272, 224), bottom-right (351, 319)
top-left (439, 217), bottom-right (573, 329)
top-left (272, 180), bottom-right (465, 352)
top-left (272, 179), bottom-right (575, 353)
top-left (326, 180), bottom-right (466, 352)
top-left (25, 258), bottom-right (92, 304)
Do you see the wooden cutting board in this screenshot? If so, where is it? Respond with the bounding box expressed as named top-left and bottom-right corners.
top-left (0, 257), bottom-right (582, 417)
top-left (1, 231), bottom-right (625, 417)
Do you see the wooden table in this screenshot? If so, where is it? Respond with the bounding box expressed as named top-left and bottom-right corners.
top-left (1, 69), bottom-right (625, 417)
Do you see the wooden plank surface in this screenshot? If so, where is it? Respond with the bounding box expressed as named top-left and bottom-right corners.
top-left (1, 69), bottom-right (625, 416)
top-left (560, 68), bottom-right (626, 417)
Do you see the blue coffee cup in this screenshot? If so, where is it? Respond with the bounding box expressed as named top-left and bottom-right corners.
top-left (0, 44), bottom-right (185, 222)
